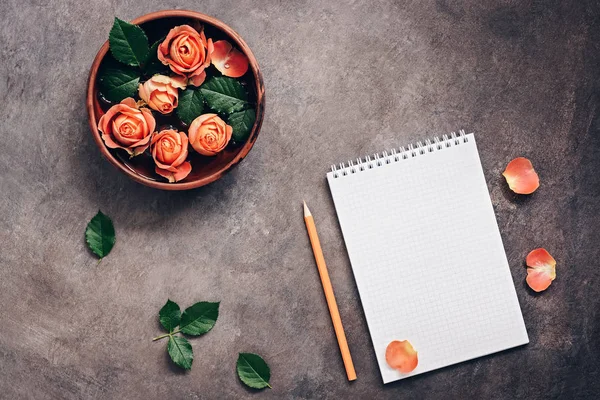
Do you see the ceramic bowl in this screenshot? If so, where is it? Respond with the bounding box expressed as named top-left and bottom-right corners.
top-left (86, 10), bottom-right (265, 190)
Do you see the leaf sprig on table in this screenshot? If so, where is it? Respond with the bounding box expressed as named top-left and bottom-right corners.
top-left (153, 299), bottom-right (220, 370)
top-left (82, 212), bottom-right (272, 386)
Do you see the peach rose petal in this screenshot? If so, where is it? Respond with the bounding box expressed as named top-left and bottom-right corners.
top-left (140, 108), bottom-right (156, 134)
top-left (138, 84), bottom-right (150, 104)
top-left (525, 248), bottom-right (556, 292)
top-left (502, 157), bottom-right (540, 194)
top-left (101, 132), bottom-right (124, 150)
top-left (173, 161), bottom-right (192, 181)
top-left (131, 132), bottom-right (153, 157)
top-left (211, 40), bottom-right (249, 78)
top-left (155, 161), bottom-right (192, 183)
top-left (121, 97), bottom-right (137, 108)
top-left (132, 143), bottom-right (150, 157)
top-left (385, 340), bottom-right (418, 373)
top-left (189, 70), bottom-right (207, 87)
top-left (172, 75), bottom-right (188, 89)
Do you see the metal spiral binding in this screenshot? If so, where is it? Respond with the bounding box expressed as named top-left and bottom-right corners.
top-left (330, 129), bottom-right (470, 178)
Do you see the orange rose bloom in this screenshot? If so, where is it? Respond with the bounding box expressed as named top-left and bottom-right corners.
top-left (98, 97), bottom-right (155, 156)
top-left (151, 129), bottom-right (192, 183)
top-left (157, 25), bottom-right (214, 86)
top-left (138, 75), bottom-right (187, 114)
top-left (188, 114), bottom-right (233, 156)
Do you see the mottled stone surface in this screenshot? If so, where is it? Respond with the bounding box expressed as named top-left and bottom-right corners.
top-left (1, 1), bottom-right (599, 399)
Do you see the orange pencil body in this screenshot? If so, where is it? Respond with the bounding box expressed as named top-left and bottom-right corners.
top-left (304, 202), bottom-right (357, 381)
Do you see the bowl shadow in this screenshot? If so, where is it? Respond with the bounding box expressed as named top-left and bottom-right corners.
top-left (73, 110), bottom-right (242, 224)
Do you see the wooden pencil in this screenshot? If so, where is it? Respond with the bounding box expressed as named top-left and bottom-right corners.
top-left (303, 201), bottom-right (357, 381)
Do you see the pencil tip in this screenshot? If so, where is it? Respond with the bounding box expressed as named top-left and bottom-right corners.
top-left (303, 201), bottom-right (311, 217)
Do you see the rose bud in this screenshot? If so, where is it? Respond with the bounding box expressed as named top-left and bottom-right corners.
top-left (150, 129), bottom-right (192, 183)
top-left (97, 97), bottom-right (155, 157)
top-left (157, 25), bottom-right (214, 86)
top-left (138, 75), bottom-right (187, 114)
top-left (188, 114), bottom-right (233, 156)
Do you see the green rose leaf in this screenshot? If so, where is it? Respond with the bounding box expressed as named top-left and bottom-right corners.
top-left (85, 211), bottom-right (116, 260)
top-left (167, 335), bottom-right (193, 370)
top-left (236, 353), bottom-right (272, 389)
top-left (152, 299), bottom-right (220, 371)
top-left (98, 64), bottom-right (140, 102)
top-left (228, 108), bottom-right (256, 143)
top-left (177, 88), bottom-right (204, 125)
top-left (144, 39), bottom-right (169, 76)
top-left (201, 77), bottom-right (249, 115)
top-left (159, 299), bottom-right (181, 333)
top-left (179, 301), bottom-right (220, 336)
top-left (109, 17), bottom-right (149, 67)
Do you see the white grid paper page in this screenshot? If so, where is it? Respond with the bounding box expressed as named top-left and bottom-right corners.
top-left (327, 134), bottom-right (528, 384)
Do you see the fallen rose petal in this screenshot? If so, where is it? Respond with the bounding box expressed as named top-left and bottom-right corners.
top-left (385, 340), bottom-right (418, 373)
top-left (211, 40), bottom-right (249, 78)
top-left (526, 248), bottom-right (556, 292)
top-left (502, 157), bottom-right (540, 194)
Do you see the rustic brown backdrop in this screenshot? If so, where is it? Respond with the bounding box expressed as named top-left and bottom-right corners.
top-left (1, 0), bottom-right (599, 398)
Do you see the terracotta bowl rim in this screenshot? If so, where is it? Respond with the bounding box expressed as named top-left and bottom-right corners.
top-left (86, 9), bottom-right (265, 191)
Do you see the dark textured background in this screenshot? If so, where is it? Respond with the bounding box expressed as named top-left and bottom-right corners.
top-left (1, 1), bottom-right (599, 399)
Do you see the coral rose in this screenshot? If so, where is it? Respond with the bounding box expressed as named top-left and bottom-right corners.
top-left (188, 114), bottom-right (233, 156)
top-left (151, 129), bottom-right (192, 183)
top-left (157, 25), bottom-right (214, 86)
top-left (138, 75), bottom-right (186, 114)
top-left (98, 97), bottom-right (155, 157)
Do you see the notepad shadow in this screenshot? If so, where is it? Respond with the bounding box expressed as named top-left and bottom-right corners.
top-left (381, 345), bottom-right (526, 389)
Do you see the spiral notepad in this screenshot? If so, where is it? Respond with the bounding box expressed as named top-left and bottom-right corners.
top-left (327, 130), bottom-right (528, 384)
